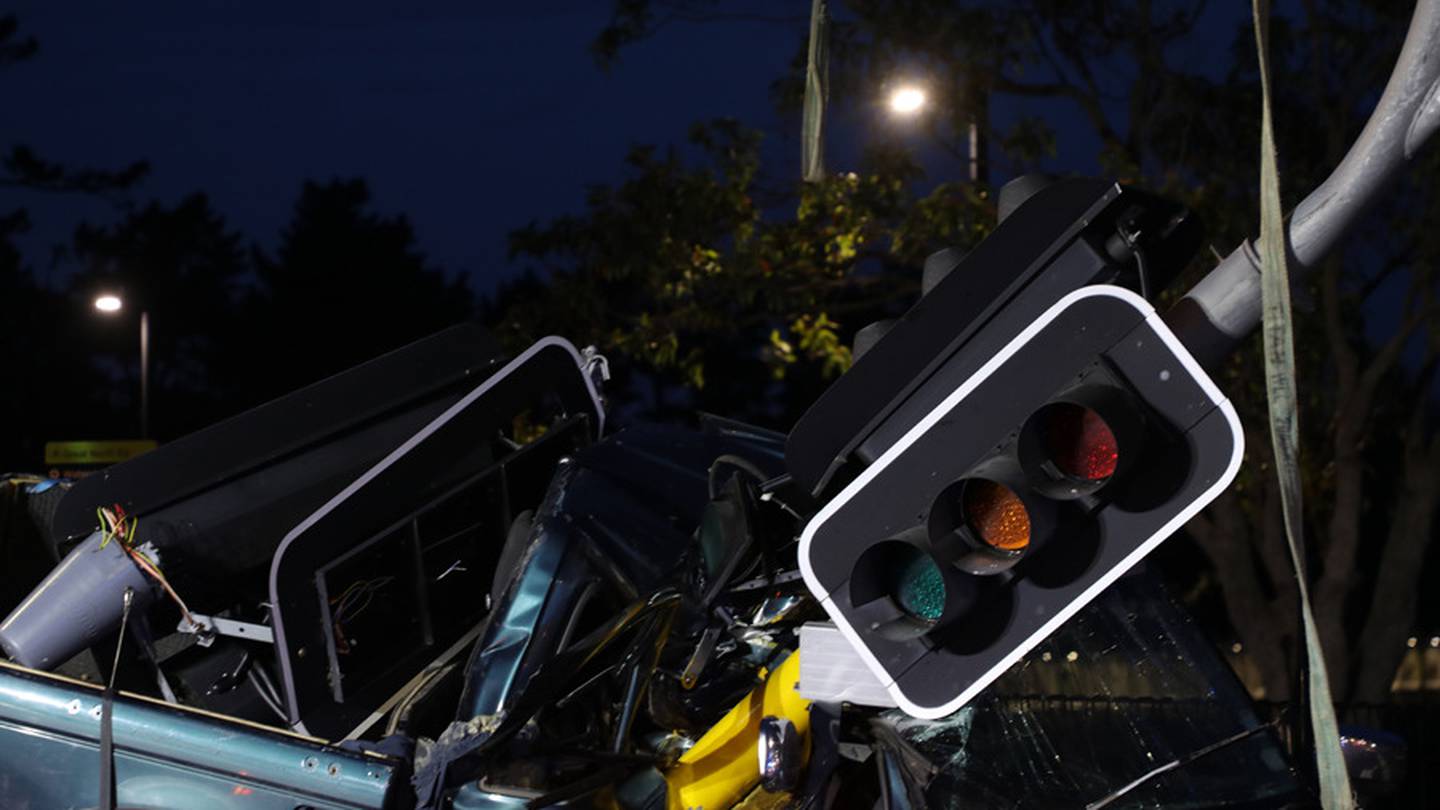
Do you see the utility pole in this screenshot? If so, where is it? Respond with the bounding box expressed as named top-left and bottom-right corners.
top-left (802, 0), bottom-right (829, 183)
top-left (139, 310), bottom-right (150, 439)
top-left (964, 74), bottom-right (988, 186)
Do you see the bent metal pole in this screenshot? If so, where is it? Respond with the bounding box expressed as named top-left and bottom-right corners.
top-left (1167, 0), bottom-right (1440, 365)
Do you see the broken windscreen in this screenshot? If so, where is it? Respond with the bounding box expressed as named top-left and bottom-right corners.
top-left (889, 570), bottom-right (1299, 809)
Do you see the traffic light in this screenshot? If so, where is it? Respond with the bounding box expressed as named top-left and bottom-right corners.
top-left (791, 179), bottom-right (1242, 719)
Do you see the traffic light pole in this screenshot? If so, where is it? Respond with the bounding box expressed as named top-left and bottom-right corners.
top-left (1166, 0), bottom-right (1440, 368)
top-left (1164, 0), bottom-right (1438, 792)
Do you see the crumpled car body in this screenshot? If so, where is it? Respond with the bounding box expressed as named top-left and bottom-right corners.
top-left (0, 332), bottom-right (1302, 809)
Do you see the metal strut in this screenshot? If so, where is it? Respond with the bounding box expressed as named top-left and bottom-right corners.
top-left (1167, 0), bottom-right (1440, 363)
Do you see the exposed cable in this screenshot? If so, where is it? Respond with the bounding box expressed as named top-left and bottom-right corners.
top-left (98, 504), bottom-right (198, 628)
top-left (247, 669), bottom-right (288, 723)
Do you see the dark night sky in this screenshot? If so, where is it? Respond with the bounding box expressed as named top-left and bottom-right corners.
top-left (1, 1), bottom-right (804, 291)
top-left (4, 1), bottom-right (1252, 295)
top-left (1, 0), bottom-right (1323, 310)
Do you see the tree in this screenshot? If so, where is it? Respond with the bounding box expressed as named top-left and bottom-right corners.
top-left (248, 179), bottom-right (475, 399)
top-left (0, 211), bottom-right (84, 464)
top-left (491, 120), bottom-right (992, 427)
top-left (0, 16), bottom-right (148, 205)
top-left (530, 0), bottom-right (1440, 703)
top-left (69, 194), bottom-right (252, 438)
top-left (0, 14), bottom-right (152, 466)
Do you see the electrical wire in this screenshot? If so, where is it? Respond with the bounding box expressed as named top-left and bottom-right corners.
top-left (98, 504), bottom-right (197, 627)
top-left (247, 669), bottom-right (288, 723)
top-left (1133, 243), bottom-right (1153, 301)
top-left (126, 547), bottom-right (196, 627)
top-left (251, 660), bottom-right (284, 705)
top-left (330, 576), bottom-right (395, 654)
top-left (332, 577), bottom-right (394, 622)
top-left (1116, 224), bottom-right (1152, 302)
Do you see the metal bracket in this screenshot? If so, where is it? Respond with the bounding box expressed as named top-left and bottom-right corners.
top-left (178, 614), bottom-right (274, 647)
top-left (581, 345), bottom-right (612, 385)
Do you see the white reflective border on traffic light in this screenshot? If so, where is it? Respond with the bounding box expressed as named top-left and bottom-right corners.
top-left (267, 335), bottom-right (606, 732)
top-left (796, 283), bottom-right (1245, 720)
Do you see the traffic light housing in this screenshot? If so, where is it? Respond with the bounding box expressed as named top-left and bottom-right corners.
top-left (792, 180), bottom-right (1241, 719)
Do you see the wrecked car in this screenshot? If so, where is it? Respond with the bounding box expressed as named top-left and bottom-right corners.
top-left (0, 178), bottom-right (1313, 810)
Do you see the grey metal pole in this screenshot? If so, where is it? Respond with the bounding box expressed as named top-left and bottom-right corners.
top-left (802, 0), bottom-right (829, 183)
top-left (139, 309), bottom-right (149, 439)
top-left (968, 120), bottom-right (979, 184)
top-left (1167, 0), bottom-right (1440, 366)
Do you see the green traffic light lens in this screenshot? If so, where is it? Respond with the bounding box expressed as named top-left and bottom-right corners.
top-left (851, 536), bottom-right (975, 637)
top-left (888, 547), bottom-right (945, 622)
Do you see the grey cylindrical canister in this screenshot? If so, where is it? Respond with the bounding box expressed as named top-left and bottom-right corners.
top-left (0, 530), bottom-right (156, 670)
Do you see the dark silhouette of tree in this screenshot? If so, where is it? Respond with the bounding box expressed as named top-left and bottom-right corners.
top-left (2, 145), bottom-right (149, 209)
top-left (1, 213), bottom-right (83, 464)
top-left (0, 17), bottom-right (148, 207)
top-left (0, 14), bottom-right (35, 66)
top-left (1, 16), bottom-right (478, 461)
top-left (0, 14), bottom-right (152, 467)
top-left (248, 178), bottom-right (474, 399)
top-left (69, 194), bottom-right (250, 438)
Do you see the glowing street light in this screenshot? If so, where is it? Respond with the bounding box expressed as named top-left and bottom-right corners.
top-left (93, 293), bottom-right (151, 438)
top-left (885, 79), bottom-right (984, 183)
top-left (888, 85), bottom-right (927, 116)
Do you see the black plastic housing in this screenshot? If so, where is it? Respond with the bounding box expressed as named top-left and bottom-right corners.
top-left (51, 325), bottom-right (511, 609)
top-left (786, 178), bottom-right (1201, 500)
top-left (798, 287), bottom-right (1241, 718)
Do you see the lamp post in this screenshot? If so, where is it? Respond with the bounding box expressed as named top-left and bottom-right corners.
top-left (885, 82), bottom-right (980, 184)
top-left (94, 294), bottom-right (150, 439)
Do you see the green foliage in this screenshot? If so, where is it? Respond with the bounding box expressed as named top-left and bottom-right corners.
top-left (999, 116), bottom-right (1057, 167)
top-left (489, 118), bottom-right (991, 424)
top-left (765, 312), bottom-right (852, 381)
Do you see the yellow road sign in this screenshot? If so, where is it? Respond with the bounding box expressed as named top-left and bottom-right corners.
top-left (44, 440), bottom-right (157, 466)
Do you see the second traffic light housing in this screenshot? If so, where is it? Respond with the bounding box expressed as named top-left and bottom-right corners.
top-left (797, 285), bottom-right (1242, 718)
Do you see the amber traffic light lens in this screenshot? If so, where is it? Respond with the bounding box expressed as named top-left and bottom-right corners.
top-left (1042, 403), bottom-right (1119, 482)
top-left (962, 479), bottom-right (1031, 552)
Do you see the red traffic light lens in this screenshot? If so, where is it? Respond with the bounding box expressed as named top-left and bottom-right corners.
top-left (962, 479), bottom-right (1031, 552)
top-left (1042, 403), bottom-right (1119, 482)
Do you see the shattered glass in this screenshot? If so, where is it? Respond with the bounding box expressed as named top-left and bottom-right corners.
top-left (888, 571), bottom-right (1300, 808)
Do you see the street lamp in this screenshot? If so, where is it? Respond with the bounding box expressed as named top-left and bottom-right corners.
top-left (887, 85), bottom-right (927, 116)
top-left (93, 293), bottom-right (150, 439)
top-left (886, 80), bottom-right (982, 184)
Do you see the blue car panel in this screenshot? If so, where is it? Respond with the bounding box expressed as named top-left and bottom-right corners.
top-left (0, 661), bottom-right (404, 809)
